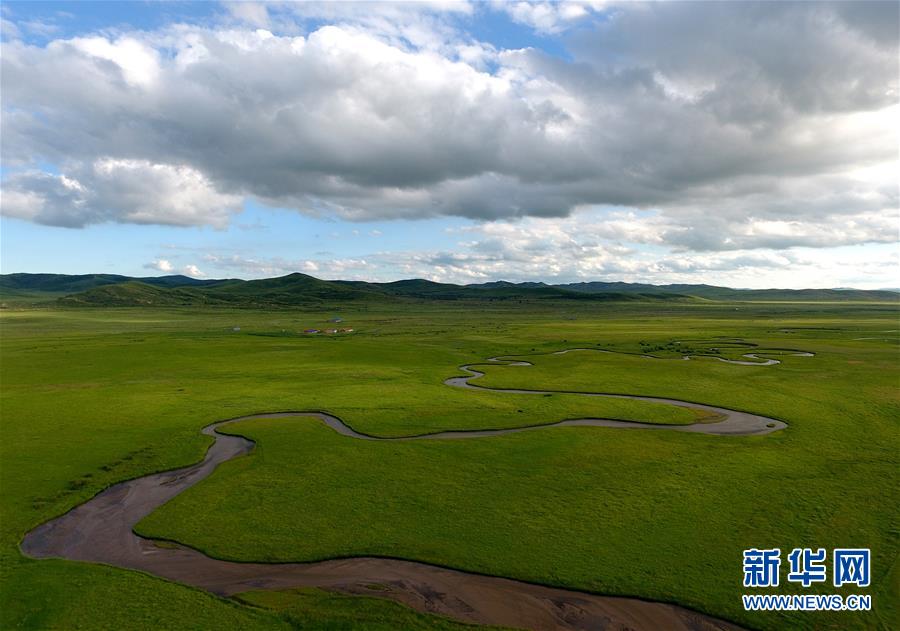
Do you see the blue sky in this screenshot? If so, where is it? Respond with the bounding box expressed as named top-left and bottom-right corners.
top-left (1, 202), bottom-right (467, 280)
top-left (1, 1), bottom-right (897, 287)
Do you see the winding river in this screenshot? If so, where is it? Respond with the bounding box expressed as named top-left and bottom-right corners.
top-left (21, 348), bottom-right (801, 631)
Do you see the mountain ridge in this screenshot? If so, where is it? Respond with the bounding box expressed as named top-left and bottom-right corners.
top-left (1, 272), bottom-right (896, 306)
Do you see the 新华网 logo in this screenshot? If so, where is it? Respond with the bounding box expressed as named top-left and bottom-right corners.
top-left (741, 548), bottom-right (871, 612)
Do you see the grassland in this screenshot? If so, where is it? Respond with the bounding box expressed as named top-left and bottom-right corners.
top-left (1, 301), bottom-right (898, 630)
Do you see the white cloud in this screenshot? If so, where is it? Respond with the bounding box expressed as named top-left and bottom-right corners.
top-left (145, 259), bottom-right (174, 273)
top-left (1, 17), bottom-right (21, 39)
top-left (1, 160), bottom-right (243, 228)
top-left (497, 1), bottom-right (602, 34)
top-left (224, 2), bottom-right (270, 29)
top-left (201, 252), bottom-right (372, 278)
top-left (0, 2), bottom-right (896, 257)
top-left (194, 237), bottom-right (899, 289)
top-left (68, 36), bottom-right (161, 87)
top-left (182, 264), bottom-right (205, 278)
top-left (144, 259), bottom-right (206, 278)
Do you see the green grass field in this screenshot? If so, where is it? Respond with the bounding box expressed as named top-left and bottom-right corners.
top-left (1, 302), bottom-right (897, 630)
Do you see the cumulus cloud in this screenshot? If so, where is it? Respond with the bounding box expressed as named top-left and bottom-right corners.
top-left (182, 264), bottom-right (206, 278)
top-left (0, 1), bottom-right (897, 253)
top-left (191, 206), bottom-right (897, 288)
top-left (202, 252), bottom-right (371, 278)
top-left (495, 1), bottom-right (603, 34)
top-left (1, 160), bottom-right (242, 228)
top-left (144, 258), bottom-right (206, 278)
top-left (224, 2), bottom-right (271, 29)
top-left (145, 259), bottom-right (175, 273)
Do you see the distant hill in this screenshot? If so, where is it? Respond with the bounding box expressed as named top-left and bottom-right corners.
top-left (198, 273), bottom-right (383, 304)
top-left (0, 272), bottom-right (227, 295)
top-left (140, 274), bottom-right (232, 288)
top-left (47, 273), bottom-right (693, 307)
top-left (351, 278), bottom-right (667, 301)
top-left (54, 274), bottom-right (380, 307)
top-left (0, 273), bottom-right (131, 295)
top-left (57, 282), bottom-right (213, 307)
top-left (551, 281), bottom-right (899, 302)
top-left (1, 272), bottom-right (895, 307)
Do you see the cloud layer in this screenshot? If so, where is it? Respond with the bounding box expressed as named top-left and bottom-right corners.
top-left (1, 1), bottom-right (897, 256)
top-left (160, 207), bottom-right (897, 289)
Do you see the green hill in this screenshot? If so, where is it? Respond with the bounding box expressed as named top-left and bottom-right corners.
top-left (57, 275), bottom-right (381, 307)
top-left (50, 274), bottom-right (693, 307)
top-left (3, 272), bottom-right (894, 308)
top-left (555, 281), bottom-right (899, 301)
top-left (0, 272), bottom-right (227, 299)
top-left (199, 273), bottom-right (384, 304)
top-left (0, 273), bottom-right (130, 295)
top-left (57, 282), bottom-right (212, 307)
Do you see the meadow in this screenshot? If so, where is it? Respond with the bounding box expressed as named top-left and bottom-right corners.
top-left (1, 301), bottom-right (897, 630)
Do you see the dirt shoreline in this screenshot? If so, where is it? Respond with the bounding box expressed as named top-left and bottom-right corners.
top-left (19, 350), bottom-right (775, 631)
